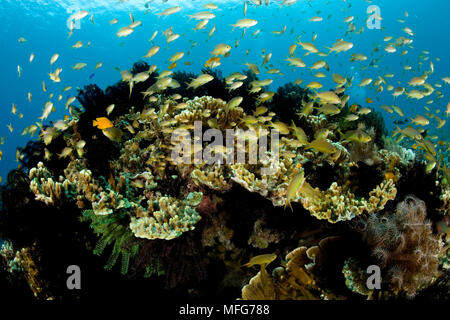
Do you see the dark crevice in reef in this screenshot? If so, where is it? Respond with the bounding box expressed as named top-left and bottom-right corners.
top-left (348, 162), bottom-right (384, 198)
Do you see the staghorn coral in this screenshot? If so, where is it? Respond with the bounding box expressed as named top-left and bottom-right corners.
top-left (342, 257), bottom-right (373, 297)
top-left (360, 195), bottom-right (443, 297)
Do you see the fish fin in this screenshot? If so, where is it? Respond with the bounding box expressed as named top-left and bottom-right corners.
top-left (392, 126), bottom-right (401, 137)
top-left (284, 200), bottom-right (293, 212)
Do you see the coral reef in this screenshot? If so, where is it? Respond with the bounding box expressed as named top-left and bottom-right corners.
top-left (1, 62), bottom-right (448, 301)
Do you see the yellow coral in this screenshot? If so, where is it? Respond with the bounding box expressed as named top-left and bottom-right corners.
top-left (191, 165), bottom-right (231, 191)
top-left (297, 179), bottom-right (397, 223)
top-left (242, 237), bottom-right (341, 300)
top-left (29, 162), bottom-right (65, 206)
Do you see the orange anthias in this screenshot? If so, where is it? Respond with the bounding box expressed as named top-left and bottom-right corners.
top-left (93, 117), bottom-right (113, 130)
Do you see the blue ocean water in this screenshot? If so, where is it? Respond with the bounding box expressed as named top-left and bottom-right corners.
top-left (0, 0), bottom-right (448, 182)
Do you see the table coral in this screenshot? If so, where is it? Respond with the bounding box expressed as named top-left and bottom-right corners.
top-left (298, 178), bottom-right (397, 223)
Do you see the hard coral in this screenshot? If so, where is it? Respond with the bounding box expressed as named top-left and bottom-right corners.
top-left (241, 236), bottom-right (346, 300)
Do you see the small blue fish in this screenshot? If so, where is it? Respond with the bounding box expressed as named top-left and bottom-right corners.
top-left (89, 73), bottom-right (95, 79)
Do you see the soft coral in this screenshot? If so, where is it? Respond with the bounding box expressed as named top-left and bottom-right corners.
top-left (361, 195), bottom-right (442, 297)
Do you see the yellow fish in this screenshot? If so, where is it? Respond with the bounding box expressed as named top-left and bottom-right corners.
top-left (102, 127), bottom-right (123, 142)
top-left (204, 57), bottom-right (221, 68)
top-left (306, 139), bottom-right (338, 153)
top-left (285, 167), bottom-right (305, 210)
top-left (93, 117), bottom-right (113, 130)
top-left (242, 253), bottom-right (277, 268)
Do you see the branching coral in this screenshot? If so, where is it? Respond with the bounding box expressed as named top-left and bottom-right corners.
top-left (29, 162), bottom-right (66, 206)
top-left (129, 193), bottom-right (202, 240)
top-left (360, 195), bottom-right (443, 297)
